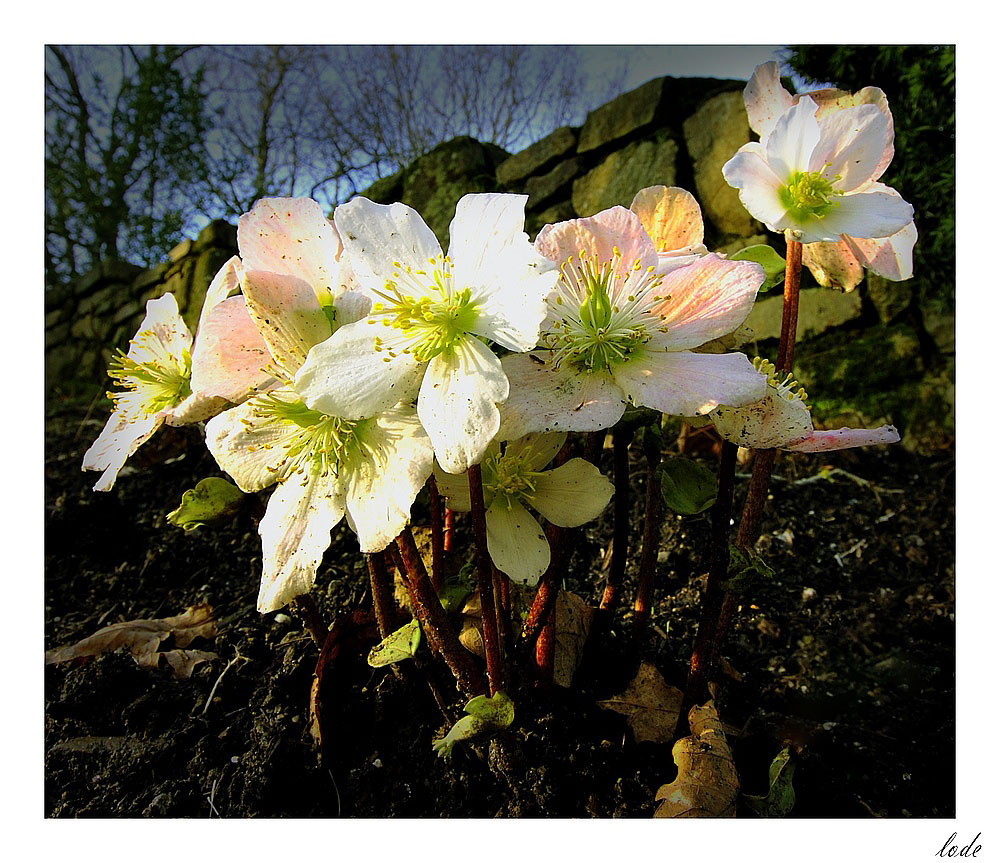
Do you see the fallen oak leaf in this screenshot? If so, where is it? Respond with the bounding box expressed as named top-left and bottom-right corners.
top-left (552, 591), bottom-right (594, 688)
top-left (654, 701), bottom-right (739, 817)
top-left (160, 649), bottom-right (219, 679)
top-left (596, 661), bottom-right (683, 744)
top-left (45, 604), bottom-right (218, 679)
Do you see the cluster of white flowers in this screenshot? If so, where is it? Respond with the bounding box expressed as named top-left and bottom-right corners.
top-left (83, 63), bottom-right (910, 615)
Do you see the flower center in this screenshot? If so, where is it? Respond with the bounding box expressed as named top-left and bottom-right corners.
top-left (250, 392), bottom-right (380, 480)
top-left (482, 447), bottom-right (542, 509)
top-left (368, 255), bottom-right (481, 363)
top-left (107, 335), bottom-right (191, 417)
top-left (779, 170), bottom-right (841, 220)
top-left (542, 247), bottom-right (664, 372)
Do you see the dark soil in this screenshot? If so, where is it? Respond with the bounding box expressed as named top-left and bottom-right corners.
top-left (44, 395), bottom-right (955, 818)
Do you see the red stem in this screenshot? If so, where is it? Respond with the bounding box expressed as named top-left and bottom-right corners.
top-left (599, 425), bottom-right (634, 612)
top-left (366, 552), bottom-right (401, 638)
top-left (633, 423), bottom-right (664, 633)
top-left (427, 474), bottom-right (445, 590)
top-left (467, 463), bottom-right (505, 695)
top-left (776, 239), bottom-right (803, 374)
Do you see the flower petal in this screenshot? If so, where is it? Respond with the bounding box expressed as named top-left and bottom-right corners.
top-left (629, 185), bottom-right (704, 254)
top-left (190, 295), bottom-right (276, 403)
top-left (503, 432), bottom-right (567, 472)
top-left (805, 186), bottom-right (913, 243)
top-left (743, 61), bottom-right (795, 140)
top-left (197, 256), bottom-right (243, 329)
top-left (432, 463), bottom-right (473, 512)
top-left (237, 197), bottom-right (343, 303)
top-left (418, 337), bottom-right (508, 474)
top-left (498, 352), bottom-right (626, 440)
top-left (257, 470), bottom-right (346, 613)
top-left (722, 144), bottom-right (789, 230)
top-left (710, 388), bottom-right (814, 449)
top-left (529, 458), bottom-right (613, 527)
top-left (612, 348), bottom-right (767, 417)
top-left (812, 103), bottom-right (889, 193)
top-left (82, 409), bottom-right (163, 492)
top-left (843, 215), bottom-right (917, 282)
top-left (765, 97), bottom-right (822, 179)
top-left (785, 425), bottom-right (900, 452)
top-left (128, 293), bottom-right (192, 366)
top-left (801, 239), bottom-right (865, 290)
top-left (294, 318), bottom-right (425, 420)
top-left (344, 406), bottom-right (434, 553)
top-left (333, 197), bottom-right (442, 298)
top-left (650, 254), bottom-right (765, 350)
top-left (486, 498), bottom-right (550, 585)
top-left (242, 269), bottom-right (332, 376)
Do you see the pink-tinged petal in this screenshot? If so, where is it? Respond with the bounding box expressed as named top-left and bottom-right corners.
top-left (650, 254), bottom-right (765, 351)
top-left (257, 470), bottom-right (346, 613)
top-left (190, 296), bottom-right (275, 403)
top-left (198, 256), bottom-right (243, 329)
top-left (294, 319), bottom-right (424, 420)
top-left (612, 348), bottom-right (767, 417)
top-left (486, 498), bottom-right (550, 585)
top-left (345, 407), bottom-right (434, 553)
top-left (722, 145), bottom-right (789, 230)
top-left (529, 458), bottom-right (614, 528)
top-left (237, 198), bottom-right (343, 303)
top-left (629, 186), bottom-right (704, 254)
top-left (82, 409), bottom-right (163, 492)
top-left (765, 98), bottom-right (822, 179)
top-left (242, 270), bottom-right (332, 376)
top-left (333, 197), bottom-right (442, 299)
top-left (806, 187), bottom-right (913, 243)
top-left (710, 389), bottom-right (814, 450)
top-left (129, 293), bottom-right (192, 367)
top-left (807, 88), bottom-right (855, 118)
top-left (655, 249), bottom-right (709, 277)
top-left (852, 87), bottom-right (895, 181)
top-left (801, 239), bottom-right (865, 290)
top-left (812, 104), bottom-right (890, 193)
top-left (535, 206), bottom-right (658, 283)
top-left (785, 424), bottom-right (900, 452)
top-left (204, 391), bottom-right (299, 493)
top-left (418, 337), bottom-right (508, 474)
top-left (743, 61), bottom-right (795, 140)
top-left (843, 216), bottom-right (917, 282)
top-left (503, 432), bottom-right (567, 472)
top-left (165, 392), bottom-right (230, 426)
top-left (498, 352), bottom-right (626, 440)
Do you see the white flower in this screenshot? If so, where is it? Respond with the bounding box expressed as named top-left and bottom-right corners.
top-left (293, 193), bottom-right (559, 474)
top-left (433, 433), bottom-right (613, 585)
top-left (83, 258), bottom-right (268, 491)
top-left (722, 92), bottom-right (914, 245)
top-left (740, 61), bottom-right (917, 289)
top-left (499, 204), bottom-right (768, 441)
top-left (709, 358), bottom-right (900, 452)
top-left (205, 252), bottom-right (432, 613)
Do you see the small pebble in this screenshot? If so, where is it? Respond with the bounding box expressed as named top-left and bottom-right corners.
top-left (802, 587), bottom-right (817, 603)
top-left (231, 756), bottom-right (239, 764)
top-left (372, 758), bottom-right (383, 768)
top-left (274, 613), bottom-right (292, 625)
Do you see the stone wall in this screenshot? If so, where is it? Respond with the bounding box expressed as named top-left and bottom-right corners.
top-left (46, 75), bottom-right (954, 451)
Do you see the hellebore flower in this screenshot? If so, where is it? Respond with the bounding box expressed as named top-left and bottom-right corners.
top-left (709, 358), bottom-right (900, 452)
top-left (629, 185), bottom-right (709, 274)
top-left (433, 433), bottom-right (613, 585)
top-left (499, 204), bottom-right (768, 441)
top-left (83, 257), bottom-right (269, 491)
top-left (293, 193), bottom-right (559, 474)
top-left (206, 252), bottom-right (433, 614)
top-left (722, 91), bottom-right (914, 246)
top-left (740, 61), bottom-right (916, 289)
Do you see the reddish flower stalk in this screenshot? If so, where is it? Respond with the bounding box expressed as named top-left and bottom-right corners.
top-left (394, 526), bottom-right (485, 698)
top-left (467, 463), bottom-right (505, 695)
top-left (427, 474), bottom-right (445, 590)
top-left (521, 524), bottom-right (563, 648)
top-left (444, 508), bottom-right (456, 552)
top-left (535, 602), bottom-right (556, 688)
top-left (366, 552), bottom-right (402, 638)
top-left (776, 239), bottom-right (803, 373)
top-left (633, 422), bottom-right (664, 633)
top-left (600, 425), bottom-right (635, 612)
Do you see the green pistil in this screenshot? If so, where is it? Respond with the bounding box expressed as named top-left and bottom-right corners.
top-left (251, 394), bottom-right (376, 479)
top-left (483, 449), bottom-right (542, 509)
top-left (108, 347), bottom-right (192, 415)
top-left (779, 170), bottom-right (841, 220)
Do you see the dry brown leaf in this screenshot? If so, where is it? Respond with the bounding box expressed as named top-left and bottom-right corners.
top-left (552, 591), bottom-right (594, 688)
top-left (45, 604), bottom-right (218, 679)
top-left (596, 661), bottom-right (683, 744)
top-left (654, 701), bottom-right (739, 817)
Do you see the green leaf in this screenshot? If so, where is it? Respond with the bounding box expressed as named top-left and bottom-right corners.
top-left (166, 477), bottom-right (244, 532)
top-left (437, 562), bottom-right (477, 613)
top-left (744, 747), bottom-right (796, 816)
top-left (730, 244), bottom-right (786, 291)
top-left (658, 457), bottom-right (717, 515)
top-left (722, 545), bottom-right (775, 593)
top-left (367, 618), bottom-right (421, 667)
top-left (432, 691), bottom-right (514, 758)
